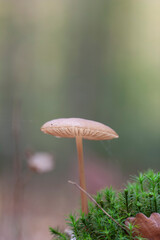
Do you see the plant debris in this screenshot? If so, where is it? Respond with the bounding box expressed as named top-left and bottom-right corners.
top-left (125, 212), bottom-right (160, 240)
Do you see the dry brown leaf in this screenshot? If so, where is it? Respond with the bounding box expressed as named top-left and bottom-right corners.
top-left (125, 213), bottom-right (160, 240)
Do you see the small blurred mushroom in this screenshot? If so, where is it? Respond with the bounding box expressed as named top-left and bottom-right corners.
top-left (125, 212), bottom-right (160, 239)
top-left (27, 152), bottom-right (54, 173)
top-left (41, 118), bottom-right (118, 214)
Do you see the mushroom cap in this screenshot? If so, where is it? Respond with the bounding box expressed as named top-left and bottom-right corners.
top-left (41, 118), bottom-right (119, 140)
top-left (27, 152), bottom-right (54, 173)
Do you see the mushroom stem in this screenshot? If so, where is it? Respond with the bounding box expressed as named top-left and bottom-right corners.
top-left (76, 136), bottom-right (88, 214)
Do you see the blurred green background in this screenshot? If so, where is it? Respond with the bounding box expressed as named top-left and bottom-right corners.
top-left (0, 0), bottom-right (160, 239)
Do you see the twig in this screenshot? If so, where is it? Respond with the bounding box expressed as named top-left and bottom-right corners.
top-left (68, 180), bottom-right (125, 230)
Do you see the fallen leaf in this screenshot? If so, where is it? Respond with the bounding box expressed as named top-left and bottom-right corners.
top-left (125, 213), bottom-right (160, 240)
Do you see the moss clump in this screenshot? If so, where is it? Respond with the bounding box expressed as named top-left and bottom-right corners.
top-left (50, 170), bottom-right (160, 239)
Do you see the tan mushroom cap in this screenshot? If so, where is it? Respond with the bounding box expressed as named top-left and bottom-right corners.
top-left (41, 118), bottom-right (119, 140)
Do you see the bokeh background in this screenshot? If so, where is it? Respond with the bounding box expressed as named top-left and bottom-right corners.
top-left (0, 0), bottom-right (160, 239)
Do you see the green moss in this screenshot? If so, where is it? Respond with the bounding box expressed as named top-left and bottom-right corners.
top-left (50, 170), bottom-right (160, 239)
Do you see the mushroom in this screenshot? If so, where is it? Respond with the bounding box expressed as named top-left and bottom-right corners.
top-left (41, 118), bottom-right (119, 214)
top-left (27, 152), bottom-right (54, 173)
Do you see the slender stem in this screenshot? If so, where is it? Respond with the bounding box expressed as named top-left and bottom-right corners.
top-left (12, 99), bottom-right (23, 240)
top-left (68, 180), bottom-right (125, 230)
top-left (75, 136), bottom-right (88, 214)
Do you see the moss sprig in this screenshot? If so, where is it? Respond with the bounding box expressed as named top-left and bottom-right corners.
top-left (50, 170), bottom-right (160, 239)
